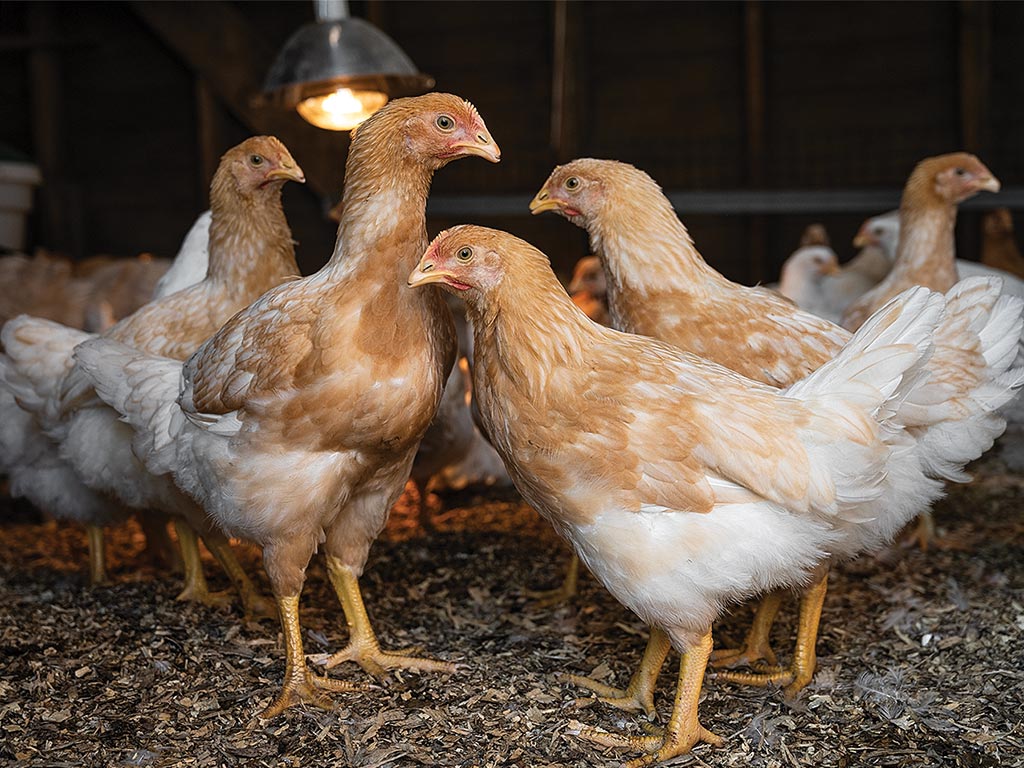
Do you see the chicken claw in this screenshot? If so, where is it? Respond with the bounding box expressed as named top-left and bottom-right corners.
top-left (260, 594), bottom-right (366, 719)
top-left (713, 572), bottom-right (827, 699)
top-left (710, 588), bottom-right (784, 669)
top-left (560, 628), bottom-right (671, 717)
top-left (573, 630), bottom-right (722, 766)
top-left (173, 521), bottom-right (234, 610)
top-left (309, 557), bottom-right (456, 677)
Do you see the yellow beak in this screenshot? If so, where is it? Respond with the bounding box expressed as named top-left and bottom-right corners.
top-left (529, 190), bottom-right (565, 215)
top-left (978, 175), bottom-right (1001, 194)
top-left (267, 164), bottom-right (306, 184)
top-left (408, 261), bottom-right (456, 288)
top-left (452, 135), bottom-right (501, 163)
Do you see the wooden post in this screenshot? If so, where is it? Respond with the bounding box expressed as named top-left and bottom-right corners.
top-left (195, 79), bottom-right (224, 207)
top-left (743, 0), bottom-right (767, 283)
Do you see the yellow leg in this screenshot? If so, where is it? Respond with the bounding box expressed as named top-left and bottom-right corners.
top-left (201, 532), bottom-right (276, 621)
top-left (714, 570), bottom-right (829, 697)
top-left (260, 594), bottom-right (364, 719)
top-left (914, 510), bottom-right (935, 551)
top-left (172, 520), bottom-right (232, 610)
top-left (308, 556), bottom-right (456, 676)
top-left (86, 524), bottom-right (108, 585)
top-left (561, 627), bottom-right (671, 717)
top-left (576, 629), bottom-right (723, 766)
top-left (710, 589), bottom-right (784, 669)
top-left (526, 552), bottom-right (580, 607)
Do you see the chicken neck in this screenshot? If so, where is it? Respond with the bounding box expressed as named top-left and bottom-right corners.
top-left (205, 180), bottom-right (298, 301)
top-left (889, 204), bottom-right (959, 291)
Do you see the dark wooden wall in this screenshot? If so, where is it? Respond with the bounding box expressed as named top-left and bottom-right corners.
top-left (1, 1), bottom-right (1021, 285)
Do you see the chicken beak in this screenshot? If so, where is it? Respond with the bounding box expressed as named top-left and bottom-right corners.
top-left (408, 261), bottom-right (455, 289)
top-left (267, 164), bottom-right (306, 184)
top-left (452, 132), bottom-right (501, 163)
top-left (529, 190), bottom-right (565, 215)
top-left (977, 174), bottom-right (1001, 194)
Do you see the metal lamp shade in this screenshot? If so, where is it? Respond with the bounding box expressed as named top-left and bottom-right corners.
top-left (262, 17), bottom-right (434, 110)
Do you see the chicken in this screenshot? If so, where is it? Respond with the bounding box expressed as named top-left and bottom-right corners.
top-left (776, 246), bottom-right (845, 322)
top-left (857, 208), bottom-right (1024, 300)
top-left (841, 153), bottom-right (1000, 331)
top-left (80, 253), bottom-right (172, 332)
top-left (408, 225), bottom-right (1021, 765)
top-left (1, 213), bottom-right (214, 581)
top-left (568, 255), bottom-right (611, 325)
top-left (0, 252), bottom-right (90, 333)
top-left (74, 94), bottom-right (501, 717)
top-left (982, 208), bottom-right (1024, 280)
top-left (1, 136), bottom-right (303, 605)
top-left (153, 211), bottom-right (211, 297)
top-left (529, 156), bottom-right (1022, 714)
top-left (798, 223), bottom-right (830, 248)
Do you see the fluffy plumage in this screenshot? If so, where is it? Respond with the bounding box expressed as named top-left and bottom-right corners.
top-left (76, 94), bottom-right (501, 718)
top-left (407, 225), bottom-right (1001, 764)
top-left (1, 137), bottom-right (303, 594)
top-left (529, 155), bottom-right (1024, 712)
top-left (841, 153), bottom-right (1000, 331)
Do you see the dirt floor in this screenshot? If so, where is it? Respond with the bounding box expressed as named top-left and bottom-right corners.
top-left (1, 453), bottom-right (1022, 768)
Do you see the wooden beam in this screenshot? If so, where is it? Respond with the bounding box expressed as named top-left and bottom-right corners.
top-left (130, 0), bottom-right (347, 198)
top-left (195, 79), bottom-right (225, 206)
top-left (550, 0), bottom-right (583, 162)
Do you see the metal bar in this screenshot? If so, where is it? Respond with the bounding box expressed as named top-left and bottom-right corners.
top-left (426, 189), bottom-right (1024, 218)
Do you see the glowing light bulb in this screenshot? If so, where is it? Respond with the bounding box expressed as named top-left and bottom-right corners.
top-left (296, 87), bottom-right (389, 130)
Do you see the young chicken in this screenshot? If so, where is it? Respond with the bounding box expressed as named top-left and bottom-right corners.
top-left (982, 208), bottom-right (1024, 280)
top-left (74, 94), bottom-right (501, 718)
top-left (858, 209), bottom-right (1024, 300)
top-left (1, 136), bottom-right (303, 604)
top-left (776, 246), bottom-right (845, 322)
top-left (569, 255), bottom-right (611, 326)
top-left (841, 154), bottom-right (1000, 330)
top-left (407, 225), bottom-right (988, 765)
top-left (529, 156), bottom-right (1023, 713)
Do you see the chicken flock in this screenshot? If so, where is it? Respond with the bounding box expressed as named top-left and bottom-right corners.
top-left (2, 93), bottom-right (1022, 766)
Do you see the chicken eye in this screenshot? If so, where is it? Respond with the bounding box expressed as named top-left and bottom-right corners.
top-left (456, 246), bottom-right (474, 263)
top-left (565, 176), bottom-right (580, 190)
top-left (250, 154), bottom-right (264, 166)
top-left (954, 167), bottom-right (965, 176)
top-left (435, 115), bottom-right (455, 131)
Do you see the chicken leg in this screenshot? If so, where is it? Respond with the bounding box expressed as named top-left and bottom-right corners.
top-left (526, 552), bottom-right (580, 607)
top-left (172, 520), bottom-right (233, 610)
top-left (86, 524), bottom-right (108, 585)
top-left (575, 629), bottom-right (722, 767)
top-left (309, 556), bottom-right (456, 676)
top-left (260, 593), bottom-right (365, 719)
top-left (710, 588), bottom-right (784, 669)
top-left (713, 570), bottom-right (828, 697)
top-left (136, 511), bottom-right (182, 573)
top-left (200, 529), bottom-right (276, 621)
top-left (561, 627), bottom-right (671, 717)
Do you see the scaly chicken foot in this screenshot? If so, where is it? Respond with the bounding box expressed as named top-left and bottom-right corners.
top-left (309, 557), bottom-right (456, 677)
top-left (710, 588), bottom-right (784, 669)
top-left (172, 521), bottom-right (233, 610)
top-left (86, 524), bottom-right (108, 585)
top-left (260, 594), bottom-right (365, 719)
top-left (526, 552), bottom-right (580, 607)
top-left (201, 530), bottom-right (276, 621)
top-left (561, 627), bottom-right (671, 717)
top-left (575, 629), bottom-right (722, 767)
top-left (714, 571), bottom-right (828, 698)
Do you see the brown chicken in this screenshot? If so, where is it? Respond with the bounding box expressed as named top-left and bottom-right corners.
top-left (74, 94), bottom-right (501, 717)
top-left (408, 225), bottom-right (1021, 765)
top-left (529, 156), bottom-right (1020, 715)
top-left (569, 255), bottom-right (611, 326)
top-left (2, 136), bottom-right (303, 604)
top-left (982, 208), bottom-right (1024, 280)
top-left (841, 153), bottom-right (1000, 331)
